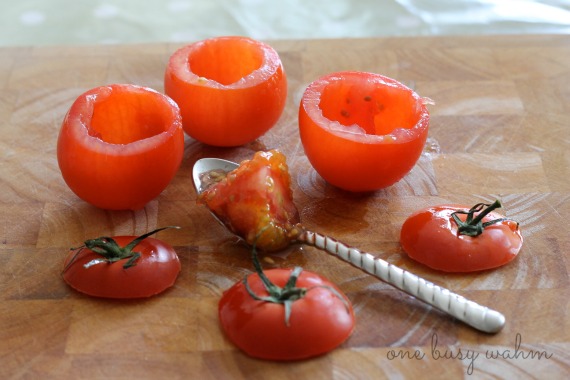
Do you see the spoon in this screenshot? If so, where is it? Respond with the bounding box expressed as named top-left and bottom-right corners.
top-left (192, 158), bottom-right (506, 334)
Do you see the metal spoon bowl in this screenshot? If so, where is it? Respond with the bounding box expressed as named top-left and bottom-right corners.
top-left (192, 157), bottom-right (505, 334)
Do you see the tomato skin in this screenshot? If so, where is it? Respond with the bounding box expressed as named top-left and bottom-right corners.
top-left (57, 84), bottom-right (184, 210)
top-left (299, 71), bottom-right (429, 192)
top-left (219, 269), bottom-right (355, 361)
top-left (62, 236), bottom-right (181, 298)
top-left (164, 36), bottom-right (287, 147)
top-left (400, 205), bottom-right (523, 272)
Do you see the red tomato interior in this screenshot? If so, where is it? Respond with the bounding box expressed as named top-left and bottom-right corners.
top-left (189, 38), bottom-right (263, 85)
top-left (90, 89), bottom-right (170, 144)
top-left (319, 80), bottom-right (421, 136)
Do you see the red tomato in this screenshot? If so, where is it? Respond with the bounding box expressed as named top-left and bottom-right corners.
top-left (197, 150), bottom-right (301, 252)
top-left (400, 201), bottom-right (523, 272)
top-left (57, 84), bottom-right (184, 210)
top-left (62, 227), bottom-right (181, 298)
top-left (299, 71), bottom-right (430, 192)
top-left (219, 268), bottom-right (355, 360)
top-left (164, 36), bottom-right (287, 147)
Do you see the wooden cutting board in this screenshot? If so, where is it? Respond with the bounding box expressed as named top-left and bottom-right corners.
top-left (1, 34), bottom-right (569, 379)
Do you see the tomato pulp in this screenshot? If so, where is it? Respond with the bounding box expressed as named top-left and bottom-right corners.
top-left (219, 268), bottom-right (355, 360)
top-left (197, 150), bottom-right (301, 252)
top-left (400, 202), bottom-right (523, 272)
top-left (299, 71), bottom-right (430, 192)
top-left (164, 36), bottom-right (287, 147)
top-left (57, 84), bottom-right (184, 210)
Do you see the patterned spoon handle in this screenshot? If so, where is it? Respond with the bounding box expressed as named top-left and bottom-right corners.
top-left (299, 230), bottom-right (505, 334)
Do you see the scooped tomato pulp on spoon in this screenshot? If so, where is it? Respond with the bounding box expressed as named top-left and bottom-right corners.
top-left (196, 150), bottom-right (302, 252)
top-left (164, 36), bottom-right (287, 147)
top-left (299, 71), bottom-right (431, 192)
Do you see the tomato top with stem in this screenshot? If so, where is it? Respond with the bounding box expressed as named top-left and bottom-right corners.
top-left (62, 227), bottom-right (181, 299)
top-left (299, 71), bottom-right (430, 192)
top-left (164, 36), bottom-right (287, 147)
top-left (218, 242), bottom-right (355, 361)
top-left (57, 84), bottom-right (184, 210)
top-left (400, 200), bottom-right (523, 272)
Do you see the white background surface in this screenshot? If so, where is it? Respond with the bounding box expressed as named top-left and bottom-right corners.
top-left (2, 0), bottom-right (569, 46)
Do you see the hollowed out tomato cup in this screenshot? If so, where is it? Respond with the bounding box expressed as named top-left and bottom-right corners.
top-left (164, 36), bottom-right (287, 147)
top-left (57, 84), bottom-right (185, 210)
top-left (299, 71), bottom-right (431, 192)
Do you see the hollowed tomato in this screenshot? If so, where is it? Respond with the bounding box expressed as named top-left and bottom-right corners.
top-left (164, 36), bottom-right (287, 147)
top-left (299, 71), bottom-right (430, 192)
top-left (57, 84), bottom-right (184, 210)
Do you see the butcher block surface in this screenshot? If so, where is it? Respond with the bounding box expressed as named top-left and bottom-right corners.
top-left (1, 34), bottom-right (569, 379)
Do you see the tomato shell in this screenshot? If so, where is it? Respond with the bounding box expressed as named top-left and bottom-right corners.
top-left (57, 84), bottom-right (184, 210)
top-left (219, 269), bottom-right (355, 360)
top-left (62, 236), bottom-right (181, 298)
top-left (164, 36), bottom-right (287, 147)
top-left (299, 71), bottom-right (430, 192)
top-left (400, 204), bottom-right (523, 272)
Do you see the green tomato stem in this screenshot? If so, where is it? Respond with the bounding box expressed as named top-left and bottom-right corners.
top-left (244, 232), bottom-right (308, 326)
top-left (451, 200), bottom-right (512, 237)
top-left (68, 226), bottom-right (180, 270)
top-left (244, 227), bottom-right (350, 326)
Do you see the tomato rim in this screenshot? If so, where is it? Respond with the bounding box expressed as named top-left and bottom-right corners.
top-left (298, 71), bottom-right (431, 191)
top-left (166, 36), bottom-right (283, 90)
top-left (61, 84), bottom-right (182, 157)
top-left (300, 71), bottom-right (430, 144)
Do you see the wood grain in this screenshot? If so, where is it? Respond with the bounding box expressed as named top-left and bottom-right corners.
top-left (1, 34), bottom-right (569, 379)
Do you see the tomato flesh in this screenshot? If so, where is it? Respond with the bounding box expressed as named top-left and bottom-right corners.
top-left (189, 37), bottom-right (263, 85)
top-left (57, 84), bottom-right (184, 210)
top-left (164, 36), bottom-right (287, 147)
top-left (197, 150), bottom-right (301, 252)
top-left (62, 236), bottom-right (181, 298)
top-left (299, 71), bottom-right (430, 192)
top-left (219, 268), bottom-right (355, 360)
top-left (400, 204), bottom-right (523, 272)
